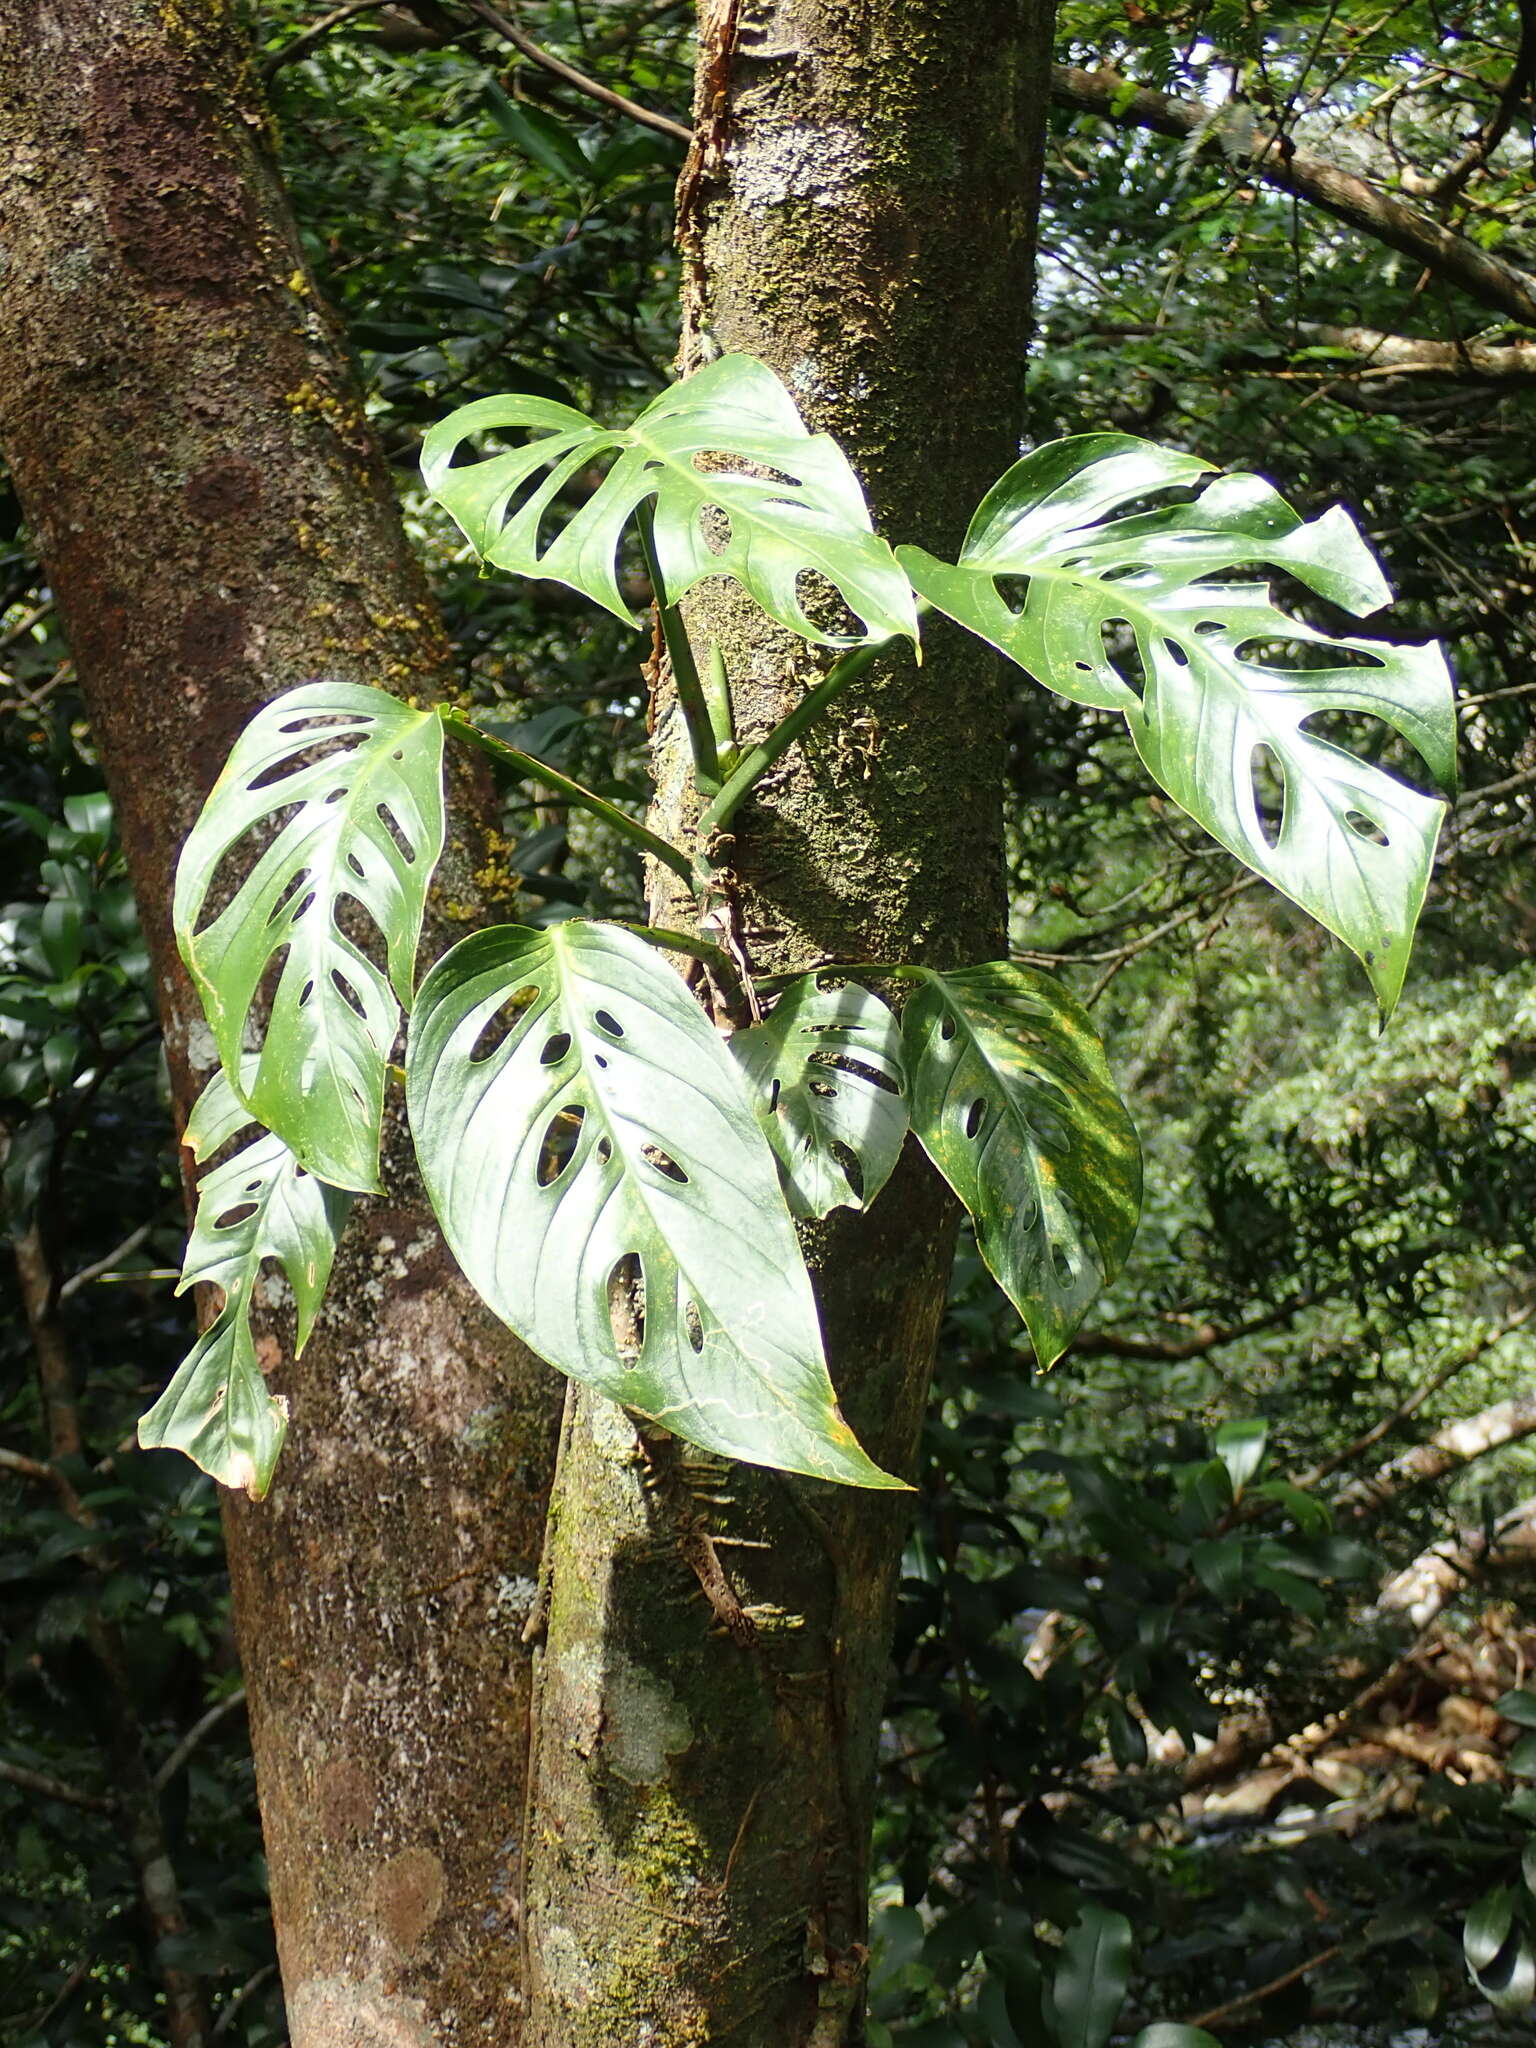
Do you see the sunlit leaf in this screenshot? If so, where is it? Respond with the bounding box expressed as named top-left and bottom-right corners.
top-left (421, 353), bottom-right (919, 645)
top-left (173, 680), bottom-right (446, 1191)
top-left (730, 974), bottom-right (908, 1217)
top-left (405, 920), bottom-right (902, 1486)
top-left (901, 435), bottom-right (1456, 1011)
top-left (139, 1068), bottom-right (353, 1498)
top-left (903, 961), bottom-right (1140, 1366)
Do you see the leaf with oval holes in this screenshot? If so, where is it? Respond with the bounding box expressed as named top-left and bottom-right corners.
top-left (139, 1066), bottom-right (354, 1498)
top-left (900, 435), bottom-right (1456, 1013)
top-left (173, 680), bottom-right (446, 1191)
top-left (405, 920), bottom-right (903, 1486)
top-left (903, 961), bottom-right (1140, 1367)
top-left (421, 352), bottom-right (918, 647)
top-left (729, 974), bottom-right (908, 1218)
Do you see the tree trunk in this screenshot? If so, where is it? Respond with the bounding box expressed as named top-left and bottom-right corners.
top-left (0, 5), bottom-right (562, 2040)
top-left (522, 5), bottom-right (1051, 2042)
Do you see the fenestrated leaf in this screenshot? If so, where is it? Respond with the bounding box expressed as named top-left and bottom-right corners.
top-left (173, 680), bottom-right (446, 1191)
top-left (421, 352), bottom-right (919, 646)
top-left (730, 974), bottom-right (908, 1217)
top-left (903, 961), bottom-right (1140, 1366)
top-left (139, 1067), bottom-right (354, 1498)
top-left (405, 920), bottom-right (902, 1487)
top-left (901, 435), bottom-right (1456, 1012)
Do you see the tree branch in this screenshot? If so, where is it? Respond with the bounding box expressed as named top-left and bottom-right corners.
top-left (1051, 63), bottom-right (1536, 330)
top-left (1069, 1290), bottom-right (1318, 1362)
top-left (1431, 0), bottom-right (1536, 204)
top-left (260, 0), bottom-right (398, 77)
top-left (0, 1757), bottom-right (114, 1812)
top-left (463, 0), bottom-right (691, 143)
top-left (1292, 322), bottom-right (1536, 381)
top-left (1337, 1392), bottom-right (1536, 1517)
top-left (151, 1689), bottom-right (249, 1796)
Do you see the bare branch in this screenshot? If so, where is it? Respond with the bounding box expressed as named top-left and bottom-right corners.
top-left (151, 1689), bottom-right (249, 1796)
top-left (1431, 0), bottom-right (1536, 204)
top-left (1295, 322), bottom-right (1536, 381)
top-left (1051, 63), bottom-right (1536, 330)
top-left (1338, 1392), bottom-right (1536, 1516)
top-left (0, 1757), bottom-right (114, 1812)
top-left (260, 0), bottom-right (397, 78)
top-left (464, 0), bottom-right (691, 143)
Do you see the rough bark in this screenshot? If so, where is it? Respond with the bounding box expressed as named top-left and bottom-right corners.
top-left (523, 4), bottom-right (1051, 2042)
top-left (0, 5), bottom-right (562, 2040)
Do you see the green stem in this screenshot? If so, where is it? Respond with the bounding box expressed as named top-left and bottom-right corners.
top-left (697, 638), bottom-right (889, 837)
top-left (439, 708), bottom-right (699, 892)
top-left (703, 642), bottom-right (735, 760)
top-left (611, 921), bottom-right (747, 1001)
top-left (634, 503), bottom-right (720, 795)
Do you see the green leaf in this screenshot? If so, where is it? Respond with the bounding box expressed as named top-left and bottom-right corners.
top-left (482, 84), bottom-right (591, 185)
top-left (173, 681), bottom-right (447, 1192)
top-left (1478, 1936), bottom-right (1536, 2013)
top-left (1050, 1902), bottom-right (1133, 2048)
top-left (421, 353), bottom-right (919, 646)
top-left (1191, 1534), bottom-right (1245, 1600)
top-left (730, 974), bottom-right (908, 1218)
top-left (1250, 1562), bottom-right (1325, 1620)
top-left (1506, 1732), bottom-right (1536, 1777)
top-left (1214, 1416), bottom-right (1268, 1494)
top-left (1131, 2029), bottom-right (1222, 2048)
top-left (902, 961), bottom-right (1140, 1366)
top-left (139, 1068), bottom-right (354, 1498)
top-left (1497, 1688), bottom-right (1536, 1729)
top-left (1464, 1886), bottom-right (1515, 1973)
top-left (1105, 1696), bottom-right (1148, 1769)
top-left (405, 921), bottom-right (902, 1487)
top-left (901, 436), bottom-right (1456, 1012)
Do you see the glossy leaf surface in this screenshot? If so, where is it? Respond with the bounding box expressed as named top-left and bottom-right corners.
top-left (421, 352), bottom-right (918, 646)
top-left (173, 681), bottom-right (446, 1190)
top-left (406, 920), bottom-right (901, 1486)
top-left (139, 1068), bottom-right (353, 1498)
top-left (730, 974), bottom-right (908, 1217)
top-left (904, 961), bottom-right (1140, 1366)
top-left (902, 436), bottom-right (1456, 1011)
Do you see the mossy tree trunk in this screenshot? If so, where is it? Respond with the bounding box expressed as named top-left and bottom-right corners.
top-left (522, 5), bottom-right (1052, 2043)
top-left (0, 5), bottom-right (562, 2040)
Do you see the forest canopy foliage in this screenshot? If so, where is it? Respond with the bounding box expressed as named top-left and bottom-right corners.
top-left (2, 3), bottom-right (1535, 2043)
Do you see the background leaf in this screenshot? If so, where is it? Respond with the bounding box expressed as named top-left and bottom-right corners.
top-left (173, 680), bottom-right (446, 1191)
top-left (139, 1067), bottom-right (353, 1497)
top-left (901, 436), bottom-right (1456, 1011)
top-left (730, 974), bottom-right (908, 1217)
top-left (903, 961), bottom-right (1141, 1365)
top-left (1051, 1902), bottom-right (1133, 2048)
top-left (421, 353), bottom-right (919, 645)
top-left (406, 921), bottom-right (902, 1486)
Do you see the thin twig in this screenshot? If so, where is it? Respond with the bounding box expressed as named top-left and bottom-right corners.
top-left (260, 0), bottom-right (396, 78)
top-left (151, 1690), bottom-right (248, 1796)
top-left (464, 0), bottom-right (691, 143)
top-left (1184, 1942), bottom-right (1343, 2031)
top-left (59, 1222), bottom-right (153, 1302)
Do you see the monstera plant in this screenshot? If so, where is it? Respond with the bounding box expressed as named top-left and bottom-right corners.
top-left (142, 355), bottom-right (1454, 1497)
